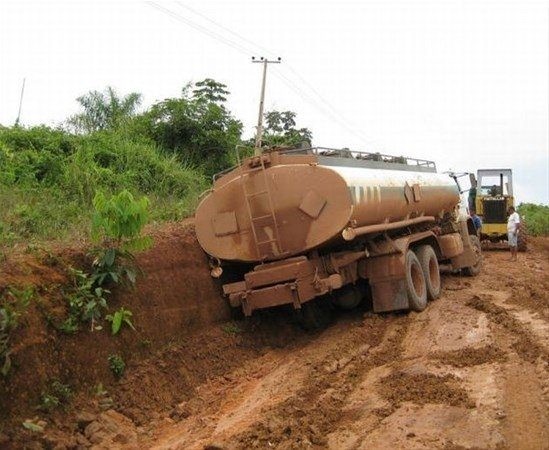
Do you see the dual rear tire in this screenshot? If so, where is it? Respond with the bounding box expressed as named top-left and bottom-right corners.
top-left (405, 245), bottom-right (441, 312)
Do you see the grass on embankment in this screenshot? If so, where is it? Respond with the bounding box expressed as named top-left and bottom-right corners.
top-left (0, 126), bottom-right (207, 247)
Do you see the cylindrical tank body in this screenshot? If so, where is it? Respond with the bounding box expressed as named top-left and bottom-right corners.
top-left (194, 152), bottom-right (459, 263)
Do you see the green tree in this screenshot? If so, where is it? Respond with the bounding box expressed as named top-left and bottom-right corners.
top-left (134, 79), bottom-right (242, 177)
top-left (262, 110), bottom-right (312, 147)
top-left (192, 78), bottom-right (230, 104)
top-left (69, 87), bottom-right (142, 133)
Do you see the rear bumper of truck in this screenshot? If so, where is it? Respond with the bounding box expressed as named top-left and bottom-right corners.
top-left (223, 256), bottom-right (342, 316)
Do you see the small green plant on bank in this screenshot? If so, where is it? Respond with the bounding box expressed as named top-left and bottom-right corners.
top-left (0, 307), bottom-right (17, 377)
top-left (59, 190), bottom-right (150, 334)
top-left (92, 190), bottom-right (152, 251)
top-left (90, 189), bottom-right (152, 287)
top-left (61, 269), bottom-right (109, 333)
top-left (93, 382), bottom-right (115, 410)
top-left (7, 286), bottom-right (35, 308)
top-left (91, 247), bottom-right (139, 287)
top-left (106, 307), bottom-right (135, 335)
top-left (108, 354), bottom-right (125, 379)
top-left (22, 419), bottom-right (45, 433)
top-left (1, 286), bottom-right (34, 376)
top-left (222, 321), bottom-right (242, 335)
top-left (38, 380), bottom-right (73, 412)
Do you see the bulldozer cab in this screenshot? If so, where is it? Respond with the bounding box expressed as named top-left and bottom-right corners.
top-left (478, 169), bottom-right (513, 198)
top-left (473, 169), bottom-right (514, 238)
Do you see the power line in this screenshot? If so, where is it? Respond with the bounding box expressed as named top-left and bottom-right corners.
top-left (271, 68), bottom-right (380, 147)
top-left (145, 1), bottom-right (382, 149)
top-left (146, 2), bottom-right (254, 56)
top-left (173, 1), bottom-right (278, 60)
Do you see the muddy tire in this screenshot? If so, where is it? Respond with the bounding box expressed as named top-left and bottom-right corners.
top-left (415, 245), bottom-right (441, 301)
top-left (463, 235), bottom-right (482, 277)
top-left (518, 222), bottom-right (528, 252)
top-left (405, 250), bottom-right (427, 312)
top-left (333, 285), bottom-right (363, 310)
top-left (296, 297), bottom-right (333, 331)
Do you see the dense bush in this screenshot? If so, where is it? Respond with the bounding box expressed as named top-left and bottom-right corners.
top-left (518, 203), bottom-right (549, 236)
top-left (0, 127), bottom-right (206, 245)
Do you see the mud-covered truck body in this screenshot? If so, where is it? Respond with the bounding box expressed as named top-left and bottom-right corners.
top-left (195, 147), bottom-right (481, 318)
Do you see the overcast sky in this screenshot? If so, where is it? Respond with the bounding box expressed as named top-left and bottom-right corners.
top-left (1, 0), bottom-right (548, 203)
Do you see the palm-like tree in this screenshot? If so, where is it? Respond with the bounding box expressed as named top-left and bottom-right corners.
top-left (69, 87), bottom-right (142, 133)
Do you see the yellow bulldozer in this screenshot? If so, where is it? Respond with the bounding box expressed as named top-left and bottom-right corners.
top-left (469, 169), bottom-right (527, 251)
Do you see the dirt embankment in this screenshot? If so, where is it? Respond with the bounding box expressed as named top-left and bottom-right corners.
top-left (1, 232), bottom-right (548, 449)
top-left (0, 224), bottom-right (231, 425)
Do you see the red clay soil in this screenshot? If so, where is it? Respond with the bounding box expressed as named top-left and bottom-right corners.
top-left (1, 232), bottom-right (548, 449)
top-left (0, 222), bottom-right (231, 424)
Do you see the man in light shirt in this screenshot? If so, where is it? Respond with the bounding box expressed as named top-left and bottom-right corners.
top-left (507, 206), bottom-right (520, 261)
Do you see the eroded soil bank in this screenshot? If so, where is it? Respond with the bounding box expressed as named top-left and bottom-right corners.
top-left (1, 231), bottom-right (548, 449)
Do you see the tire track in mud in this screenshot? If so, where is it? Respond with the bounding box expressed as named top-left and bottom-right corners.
top-left (229, 314), bottom-right (411, 449)
top-left (464, 291), bottom-right (549, 450)
top-left (466, 294), bottom-right (549, 364)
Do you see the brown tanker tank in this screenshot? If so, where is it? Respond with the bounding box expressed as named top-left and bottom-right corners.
top-left (194, 147), bottom-right (482, 327)
top-left (195, 149), bottom-right (460, 263)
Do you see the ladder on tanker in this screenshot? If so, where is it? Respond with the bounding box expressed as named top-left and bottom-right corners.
top-left (239, 154), bottom-right (283, 260)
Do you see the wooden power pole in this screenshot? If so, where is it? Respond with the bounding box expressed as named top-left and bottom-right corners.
top-left (15, 78), bottom-right (26, 126)
top-left (252, 56), bottom-right (281, 155)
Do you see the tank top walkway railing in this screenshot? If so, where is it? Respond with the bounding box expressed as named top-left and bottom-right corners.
top-left (213, 145), bottom-right (437, 181)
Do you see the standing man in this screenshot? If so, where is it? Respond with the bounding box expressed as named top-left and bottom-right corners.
top-left (507, 206), bottom-right (520, 261)
top-left (471, 209), bottom-right (482, 236)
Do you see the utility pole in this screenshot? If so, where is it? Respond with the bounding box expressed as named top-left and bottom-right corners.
top-left (15, 77), bottom-right (26, 126)
top-left (252, 56), bottom-right (281, 155)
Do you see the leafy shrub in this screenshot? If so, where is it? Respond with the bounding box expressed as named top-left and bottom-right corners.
top-left (91, 248), bottom-right (138, 287)
top-left (90, 190), bottom-right (152, 288)
top-left (62, 269), bottom-right (109, 332)
top-left (91, 190), bottom-right (152, 251)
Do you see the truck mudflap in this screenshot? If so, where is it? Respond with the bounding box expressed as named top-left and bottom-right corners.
top-left (222, 256), bottom-right (342, 316)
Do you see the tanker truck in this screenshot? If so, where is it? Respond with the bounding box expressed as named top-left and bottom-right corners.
top-left (195, 147), bottom-right (482, 327)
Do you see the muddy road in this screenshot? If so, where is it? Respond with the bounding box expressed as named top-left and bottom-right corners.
top-left (107, 242), bottom-right (548, 450)
top-left (6, 238), bottom-right (548, 449)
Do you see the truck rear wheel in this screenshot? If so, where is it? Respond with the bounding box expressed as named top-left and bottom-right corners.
top-left (415, 245), bottom-right (441, 301)
top-left (463, 235), bottom-right (482, 277)
top-left (333, 285), bottom-right (363, 310)
top-left (295, 297), bottom-right (333, 331)
top-left (405, 250), bottom-right (427, 311)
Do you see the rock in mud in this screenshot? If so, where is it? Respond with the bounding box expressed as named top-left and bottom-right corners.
top-left (76, 411), bottom-right (97, 430)
top-left (84, 409), bottom-right (137, 447)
